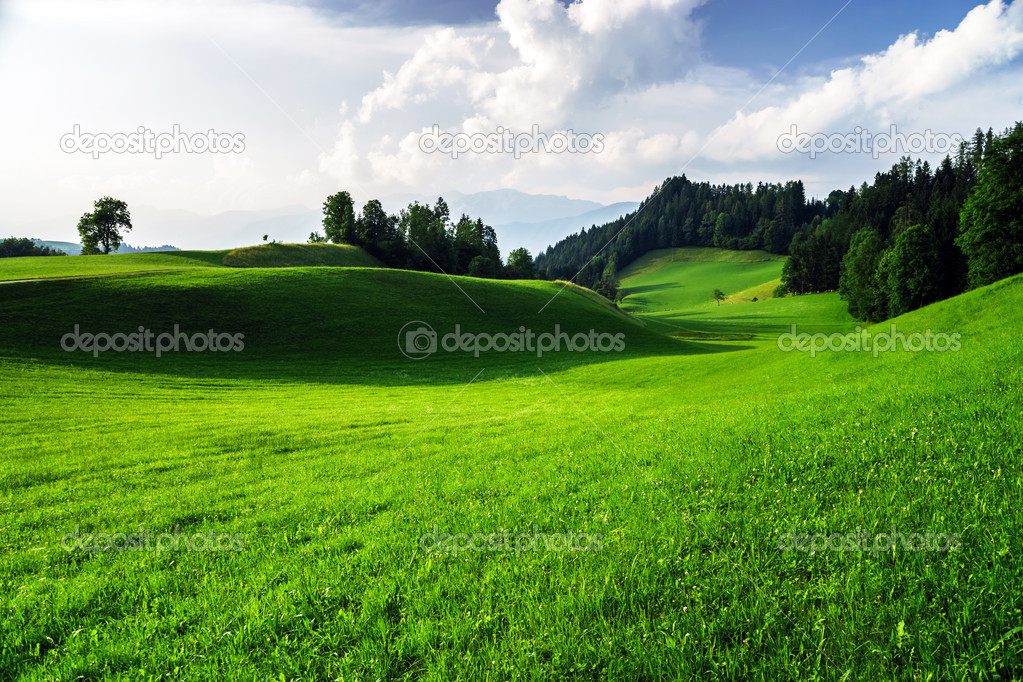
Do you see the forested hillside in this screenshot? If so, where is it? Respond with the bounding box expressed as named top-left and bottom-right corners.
top-left (535, 122), bottom-right (1023, 323)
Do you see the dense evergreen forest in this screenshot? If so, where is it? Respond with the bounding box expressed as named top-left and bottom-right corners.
top-left (534, 122), bottom-right (1023, 322)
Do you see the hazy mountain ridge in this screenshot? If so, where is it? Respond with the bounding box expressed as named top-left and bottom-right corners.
top-left (28, 240), bottom-right (180, 256)
top-left (14, 190), bottom-right (639, 258)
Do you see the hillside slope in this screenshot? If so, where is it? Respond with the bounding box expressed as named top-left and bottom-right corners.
top-left (0, 267), bottom-right (1021, 678)
top-left (0, 267), bottom-right (695, 383)
top-left (619, 248), bottom-right (787, 313)
top-left (222, 243), bottom-right (383, 268)
top-left (613, 247), bottom-right (849, 342)
top-left (0, 250), bottom-right (230, 281)
top-left (0, 244), bottom-right (383, 282)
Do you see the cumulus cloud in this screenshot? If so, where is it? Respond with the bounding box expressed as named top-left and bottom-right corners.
top-left (705, 0), bottom-right (1023, 162)
top-left (354, 0), bottom-right (704, 129)
top-left (322, 0), bottom-right (711, 197)
top-left (356, 28), bottom-right (496, 124)
top-left (4, 0), bottom-right (1023, 238)
top-left (327, 0), bottom-right (1023, 203)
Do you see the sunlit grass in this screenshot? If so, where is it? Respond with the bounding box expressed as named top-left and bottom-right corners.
top-left (1, 254), bottom-right (1021, 679)
top-left (620, 248), bottom-right (786, 313)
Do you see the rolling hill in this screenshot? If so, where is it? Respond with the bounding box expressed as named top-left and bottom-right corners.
top-left (0, 243), bottom-right (381, 282)
top-left (221, 243), bottom-right (384, 269)
top-left (613, 247), bottom-right (855, 341)
top-left (0, 265), bottom-right (691, 383)
top-left (619, 247), bottom-right (787, 312)
top-left (0, 256), bottom-right (1021, 679)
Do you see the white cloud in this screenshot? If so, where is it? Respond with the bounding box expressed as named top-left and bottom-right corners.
top-left (329, 0), bottom-right (1023, 205)
top-left (356, 27), bottom-right (495, 124)
top-left (0, 0), bottom-right (433, 231)
top-left (320, 0), bottom-right (711, 200)
top-left (704, 0), bottom-right (1023, 162)
top-left (2, 0), bottom-right (1023, 245)
top-left (352, 0), bottom-right (704, 130)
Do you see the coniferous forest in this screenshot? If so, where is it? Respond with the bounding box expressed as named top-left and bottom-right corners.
top-left (535, 122), bottom-right (1023, 322)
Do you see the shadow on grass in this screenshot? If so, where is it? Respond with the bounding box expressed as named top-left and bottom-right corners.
top-left (0, 339), bottom-right (748, 388)
top-left (0, 267), bottom-right (764, 387)
top-left (621, 282), bottom-right (684, 296)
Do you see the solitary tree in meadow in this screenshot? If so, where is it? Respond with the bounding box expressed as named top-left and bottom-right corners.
top-left (713, 289), bottom-right (726, 306)
top-left (77, 197), bottom-right (132, 255)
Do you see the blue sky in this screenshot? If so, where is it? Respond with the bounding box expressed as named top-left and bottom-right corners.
top-left (312, 0), bottom-right (984, 72)
top-left (695, 0), bottom-right (982, 72)
top-left (309, 0), bottom-right (505, 25)
top-left (0, 0), bottom-right (1021, 248)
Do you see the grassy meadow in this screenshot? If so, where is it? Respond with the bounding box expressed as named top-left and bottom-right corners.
top-left (0, 247), bottom-right (1021, 680)
top-left (221, 243), bottom-right (383, 269)
top-left (619, 248), bottom-right (786, 313)
top-left (0, 251), bottom-right (231, 281)
top-left (0, 243), bottom-right (379, 282)
top-left (619, 248), bottom-right (851, 342)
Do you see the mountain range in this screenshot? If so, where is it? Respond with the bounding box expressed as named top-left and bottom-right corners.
top-left (4, 190), bottom-right (638, 259)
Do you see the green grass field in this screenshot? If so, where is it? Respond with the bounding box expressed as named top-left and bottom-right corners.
top-left (222, 243), bottom-right (383, 269)
top-left (0, 250), bottom-right (231, 281)
top-left (620, 248), bottom-right (787, 314)
top-left (1, 249), bottom-right (1021, 680)
top-left (618, 247), bottom-right (848, 342)
top-left (0, 243), bottom-right (380, 282)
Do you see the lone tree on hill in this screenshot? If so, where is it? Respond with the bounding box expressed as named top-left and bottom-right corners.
top-left (713, 289), bottom-right (726, 306)
top-left (77, 197), bottom-right (132, 255)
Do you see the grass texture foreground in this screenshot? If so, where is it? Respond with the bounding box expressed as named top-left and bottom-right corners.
top-left (0, 248), bottom-right (1021, 680)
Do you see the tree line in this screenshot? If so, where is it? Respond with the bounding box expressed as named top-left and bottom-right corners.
top-left (22, 119), bottom-right (1023, 320)
top-left (788, 122), bottom-right (1022, 321)
top-left (534, 176), bottom-right (833, 298)
top-left (310, 191), bottom-right (536, 279)
top-left (535, 121), bottom-right (1023, 321)
top-left (15, 192), bottom-right (541, 280)
top-left (0, 238), bottom-right (67, 258)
